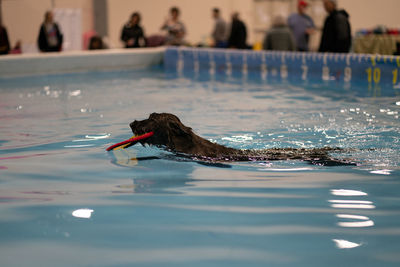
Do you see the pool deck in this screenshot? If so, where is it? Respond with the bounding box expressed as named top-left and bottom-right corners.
top-left (0, 47), bottom-right (165, 77)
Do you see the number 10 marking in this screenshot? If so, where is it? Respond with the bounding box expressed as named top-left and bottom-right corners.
top-left (366, 67), bottom-right (381, 84)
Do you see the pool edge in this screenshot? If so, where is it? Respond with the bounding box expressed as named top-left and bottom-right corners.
top-left (0, 47), bottom-right (166, 78)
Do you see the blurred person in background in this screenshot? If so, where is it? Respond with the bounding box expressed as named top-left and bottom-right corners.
top-left (89, 36), bottom-right (105, 50)
top-left (319, 0), bottom-right (351, 53)
top-left (121, 12), bottom-right (146, 48)
top-left (263, 15), bottom-right (296, 51)
top-left (37, 11), bottom-right (63, 52)
top-left (211, 8), bottom-right (228, 48)
top-left (288, 0), bottom-right (315, 51)
top-left (227, 12), bottom-right (247, 49)
top-left (0, 23), bottom-right (10, 55)
top-left (161, 7), bottom-right (186, 46)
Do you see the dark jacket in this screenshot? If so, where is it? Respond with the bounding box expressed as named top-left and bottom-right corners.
top-left (319, 10), bottom-right (351, 53)
top-left (121, 24), bottom-right (146, 48)
top-left (228, 19), bottom-right (247, 49)
top-left (38, 23), bottom-right (63, 52)
top-left (0, 25), bottom-right (10, 55)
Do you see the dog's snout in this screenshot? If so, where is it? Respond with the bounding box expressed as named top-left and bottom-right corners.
top-left (129, 120), bottom-right (149, 135)
top-left (129, 120), bottom-right (139, 130)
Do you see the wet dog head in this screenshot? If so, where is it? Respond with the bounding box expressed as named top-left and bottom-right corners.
top-left (130, 113), bottom-right (194, 152)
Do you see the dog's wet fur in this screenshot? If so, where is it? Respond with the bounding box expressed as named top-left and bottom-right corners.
top-left (130, 113), bottom-right (356, 166)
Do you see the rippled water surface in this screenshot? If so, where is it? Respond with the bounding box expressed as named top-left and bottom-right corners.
top-left (1, 68), bottom-right (400, 267)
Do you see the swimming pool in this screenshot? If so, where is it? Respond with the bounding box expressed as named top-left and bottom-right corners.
top-left (0, 50), bottom-right (400, 266)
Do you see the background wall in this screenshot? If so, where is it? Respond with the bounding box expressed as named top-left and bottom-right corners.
top-left (338, 0), bottom-right (400, 31)
top-left (2, 0), bottom-right (93, 52)
top-left (2, 0), bottom-right (400, 52)
top-left (107, 0), bottom-right (254, 48)
top-left (107, 0), bottom-right (400, 49)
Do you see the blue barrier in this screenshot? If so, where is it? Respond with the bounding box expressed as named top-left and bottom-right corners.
top-left (164, 47), bottom-right (400, 97)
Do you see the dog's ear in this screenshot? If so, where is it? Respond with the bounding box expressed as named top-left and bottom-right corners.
top-left (167, 121), bottom-right (193, 151)
top-left (168, 121), bottom-right (192, 138)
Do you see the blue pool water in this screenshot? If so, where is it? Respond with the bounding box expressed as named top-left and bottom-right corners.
top-left (0, 67), bottom-right (400, 266)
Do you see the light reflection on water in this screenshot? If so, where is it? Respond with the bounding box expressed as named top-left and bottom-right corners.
top-left (333, 239), bottom-right (362, 249)
top-left (72, 208), bottom-right (94, 219)
top-left (0, 69), bottom-right (400, 266)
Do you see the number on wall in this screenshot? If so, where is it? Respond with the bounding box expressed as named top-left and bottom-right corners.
top-left (280, 65), bottom-right (288, 79)
top-left (393, 69), bottom-right (398, 85)
top-left (301, 65), bottom-right (308, 80)
top-left (322, 66), bottom-right (330, 81)
top-left (366, 67), bottom-right (381, 84)
top-left (344, 67), bottom-right (352, 82)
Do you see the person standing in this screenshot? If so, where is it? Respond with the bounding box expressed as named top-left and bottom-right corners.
top-left (263, 16), bottom-right (296, 51)
top-left (319, 0), bottom-right (351, 53)
top-left (211, 8), bottom-right (228, 48)
top-left (0, 23), bottom-right (10, 55)
top-left (288, 0), bottom-right (315, 51)
top-left (161, 7), bottom-right (186, 46)
top-left (37, 11), bottom-right (63, 52)
top-left (228, 12), bottom-right (247, 49)
top-left (121, 12), bottom-right (146, 48)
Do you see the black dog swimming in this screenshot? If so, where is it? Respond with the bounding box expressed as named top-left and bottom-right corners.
top-left (129, 113), bottom-right (356, 166)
